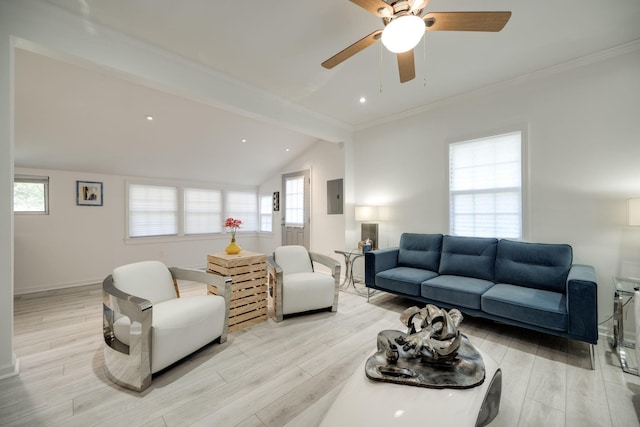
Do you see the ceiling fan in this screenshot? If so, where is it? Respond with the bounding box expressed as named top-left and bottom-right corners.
top-left (321, 0), bottom-right (511, 83)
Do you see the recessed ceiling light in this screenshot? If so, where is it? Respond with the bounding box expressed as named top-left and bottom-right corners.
top-left (285, 148), bottom-right (290, 152)
top-left (241, 138), bottom-right (247, 143)
top-left (145, 115), bottom-right (154, 121)
top-left (359, 97), bottom-right (366, 104)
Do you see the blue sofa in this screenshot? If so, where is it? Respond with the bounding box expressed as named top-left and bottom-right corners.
top-left (365, 233), bottom-right (598, 365)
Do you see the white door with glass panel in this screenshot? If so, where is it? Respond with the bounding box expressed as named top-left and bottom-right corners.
top-left (281, 170), bottom-right (310, 249)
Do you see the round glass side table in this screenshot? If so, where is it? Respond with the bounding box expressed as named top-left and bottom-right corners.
top-left (610, 276), bottom-right (640, 375)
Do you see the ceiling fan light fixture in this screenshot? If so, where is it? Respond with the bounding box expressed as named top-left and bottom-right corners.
top-left (381, 15), bottom-right (425, 53)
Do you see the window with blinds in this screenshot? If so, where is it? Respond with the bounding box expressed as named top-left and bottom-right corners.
top-left (285, 176), bottom-right (304, 226)
top-left (14, 175), bottom-right (49, 214)
top-left (226, 190), bottom-right (258, 231)
top-left (128, 184), bottom-right (178, 237)
top-left (449, 131), bottom-right (522, 239)
top-left (260, 195), bottom-right (272, 232)
top-left (184, 188), bottom-right (222, 235)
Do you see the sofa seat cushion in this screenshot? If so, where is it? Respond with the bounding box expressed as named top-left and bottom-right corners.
top-left (481, 284), bottom-right (567, 332)
top-left (376, 267), bottom-right (439, 296)
top-left (438, 236), bottom-right (498, 282)
top-left (421, 275), bottom-right (495, 310)
top-left (152, 295), bottom-right (226, 373)
top-left (282, 272), bottom-right (335, 315)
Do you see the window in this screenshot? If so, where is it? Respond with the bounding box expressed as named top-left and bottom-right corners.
top-left (14, 175), bottom-right (49, 214)
top-left (449, 131), bottom-right (522, 239)
top-left (226, 190), bottom-right (258, 231)
top-left (127, 183), bottom-right (259, 239)
top-left (128, 184), bottom-right (178, 237)
top-left (260, 195), bottom-right (272, 232)
top-left (184, 188), bottom-right (222, 235)
top-left (285, 176), bottom-right (304, 226)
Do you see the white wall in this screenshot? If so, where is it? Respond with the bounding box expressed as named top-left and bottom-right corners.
top-left (13, 167), bottom-right (259, 294)
top-left (259, 140), bottom-right (346, 265)
top-left (352, 46), bottom-right (640, 324)
top-left (15, 138), bottom-right (345, 294)
top-left (0, 26), bottom-right (17, 379)
top-left (0, 0), bottom-right (352, 380)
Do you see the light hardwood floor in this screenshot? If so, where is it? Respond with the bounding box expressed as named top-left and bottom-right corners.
top-left (1, 281), bottom-right (639, 426)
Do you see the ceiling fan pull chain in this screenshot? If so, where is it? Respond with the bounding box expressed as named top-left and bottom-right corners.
top-left (423, 36), bottom-right (427, 87)
top-left (379, 42), bottom-right (383, 93)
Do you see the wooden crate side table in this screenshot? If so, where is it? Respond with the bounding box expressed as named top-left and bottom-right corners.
top-left (207, 251), bottom-right (268, 332)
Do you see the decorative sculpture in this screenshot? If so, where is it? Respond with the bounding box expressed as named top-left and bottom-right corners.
top-left (365, 304), bottom-right (486, 389)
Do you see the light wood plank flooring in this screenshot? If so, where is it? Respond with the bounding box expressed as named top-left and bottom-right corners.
top-left (1, 282), bottom-right (639, 426)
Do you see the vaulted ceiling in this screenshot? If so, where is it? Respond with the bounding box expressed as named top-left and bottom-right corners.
top-left (13, 0), bottom-right (640, 185)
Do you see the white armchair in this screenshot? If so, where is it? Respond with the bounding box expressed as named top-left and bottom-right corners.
top-left (102, 260), bottom-right (232, 391)
top-left (268, 246), bottom-right (340, 322)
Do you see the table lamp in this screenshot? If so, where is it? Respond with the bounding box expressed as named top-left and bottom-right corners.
top-left (355, 206), bottom-right (379, 250)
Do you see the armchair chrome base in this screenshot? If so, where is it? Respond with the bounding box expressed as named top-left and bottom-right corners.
top-left (102, 281), bottom-right (152, 392)
top-left (103, 336), bottom-right (151, 392)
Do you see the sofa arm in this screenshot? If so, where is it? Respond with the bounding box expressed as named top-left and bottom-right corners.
top-left (170, 267), bottom-right (232, 302)
top-left (267, 255), bottom-right (284, 322)
top-left (309, 252), bottom-right (341, 281)
top-left (364, 248), bottom-right (399, 287)
top-left (566, 264), bottom-right (598, 344)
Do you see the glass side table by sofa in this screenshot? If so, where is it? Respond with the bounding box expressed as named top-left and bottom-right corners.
top-left (334, 249), bottom-right (367, 296)
top-left (610, 276), bottom-right (640, 375)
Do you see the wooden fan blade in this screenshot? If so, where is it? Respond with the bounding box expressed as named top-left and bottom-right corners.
top-left (424, 12), bottom-right (512, 32)
top-left (322, 29), bottom-right (383, 69)
top-left (349, 0), bottom-right (394, 18)
top-left (397, 50), bottom-right (416, 83)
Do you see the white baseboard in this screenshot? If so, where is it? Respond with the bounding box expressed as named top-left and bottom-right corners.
top-left (14, 264), bottom-right (207, 295)
top-left (0, 353), bottom-right (19, 380)
top-left (14, 278), bottom-right (103, 295)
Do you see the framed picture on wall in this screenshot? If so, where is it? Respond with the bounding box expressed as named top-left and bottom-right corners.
top-left (76, 180), bottom-right (103, 206)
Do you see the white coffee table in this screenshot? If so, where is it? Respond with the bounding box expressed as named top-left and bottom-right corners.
top-left (320, 348), bottom-right (501, 427)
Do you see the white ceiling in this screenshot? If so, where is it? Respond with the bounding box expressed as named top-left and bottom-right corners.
top-left (15, 49), bottom-right (320, 186)
top-left (14, 0), bottom-right (640, 185)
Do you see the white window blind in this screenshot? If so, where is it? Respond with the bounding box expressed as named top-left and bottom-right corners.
top-left (184, 188), bottom-right (222, 235)
top-left (14, 175), bottom-right (49, 214)
top-left (260, 195), bottom-right (272, 232)
top-left (449, 131), bottom-right (522, 239)
top-left (128, 184), bottom-right (178, 237)
top-left (226, 190), bottom-right (257, 231)
top-left (285, 176), bottom-right (304, 226)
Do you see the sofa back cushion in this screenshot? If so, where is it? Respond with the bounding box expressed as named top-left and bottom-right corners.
top-left (398, 233), bottom-right (443, 272)
top-left (495, 240), bottom-right (572, 293)
top-left (438, 235), bottom-right (498, 281)
top-left (112, 260), bottom-right (177, 305)
top-left (275, 245), bottom-right (313, 275)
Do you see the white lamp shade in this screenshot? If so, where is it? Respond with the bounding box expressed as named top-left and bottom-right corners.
top-left (381, 15), bottom-right (426, 53)
top-left (355, 206), bottom-right (379, 222)
top-left (628, 199), bottom-right (640, 226)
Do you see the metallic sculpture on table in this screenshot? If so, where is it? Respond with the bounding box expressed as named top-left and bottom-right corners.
top-left (366, 305), bottom-right (490, 390)
top-left (322, 304), bottom-right (502, 427)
